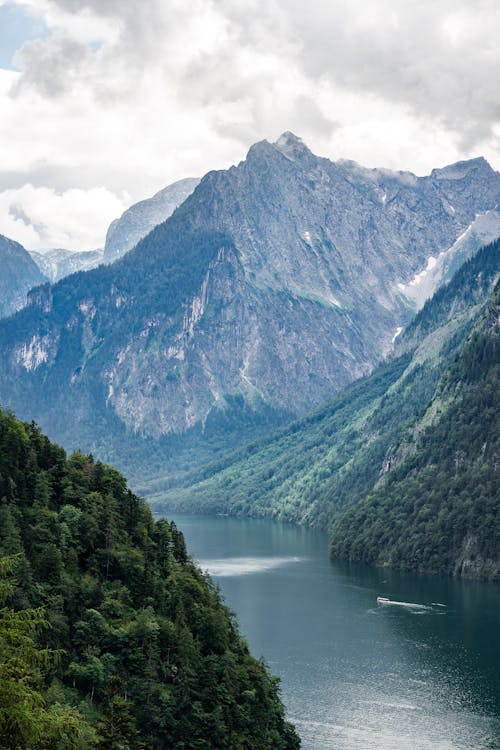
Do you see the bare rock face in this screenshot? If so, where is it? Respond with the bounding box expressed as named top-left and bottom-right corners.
top-left (0, 234), bottom-right (48, 319)
top-left (0, 134), bottom-right (499, 469)
top-left (103, 177), bottom-right (200, 263)
top-left (29, 248), bottom-right (104, 282)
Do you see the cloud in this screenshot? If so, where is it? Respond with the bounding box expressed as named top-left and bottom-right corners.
top-left (0, 0), bottom-right (499, 250)
top-left (0, 183), bottom-right (127, 250)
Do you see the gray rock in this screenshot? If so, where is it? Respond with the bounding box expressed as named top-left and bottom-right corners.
top-left (30, 247), bottom-right (104, 282)
top-left (0, 234), bottom-right (48, 318)
top-left (0, 134), bottom-right (499, 473)
top-left (103, 177), bottom-right (200, 263)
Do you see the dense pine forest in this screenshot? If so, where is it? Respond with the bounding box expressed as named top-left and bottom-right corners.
top-left (330, 278), bottom-right (500, 578)
top-left (0, 410), bottom-right (300, 749)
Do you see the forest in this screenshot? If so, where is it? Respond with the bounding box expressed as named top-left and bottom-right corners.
top-left (0, 409), bottom-right (300, 749)
top-left (330, 279), bottom-right (500, 578)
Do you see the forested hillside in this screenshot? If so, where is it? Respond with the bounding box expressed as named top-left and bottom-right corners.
top-left (153, 240), bottom-right (499, 546)
top-left (330, 278), bottom-right (500, 579)
top-left (0, 410), bottom-right (299, 749)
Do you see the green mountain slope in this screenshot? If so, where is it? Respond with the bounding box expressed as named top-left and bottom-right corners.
top-left (151, 240), bottom-right (499, 544)
top-left (0, 410), bottom-right (300, 748)
top-left (330, 278), bottom-right (500, 579)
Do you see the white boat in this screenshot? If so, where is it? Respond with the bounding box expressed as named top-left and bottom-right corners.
top-left (377, 596), bottom-right (390, 604)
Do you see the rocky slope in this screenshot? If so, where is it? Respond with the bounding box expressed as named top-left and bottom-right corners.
top-left (29, 247), bottom-right (104, 282)
top-left (103, 177), bottom-right (200, 263)
top-left (149, 239), bottom-right (499, 526)
top-left (0, 234), bottom-right (48, 318)
top-left (0, 134), bottom-right (499, 483)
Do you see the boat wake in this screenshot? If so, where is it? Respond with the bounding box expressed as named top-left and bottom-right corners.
top-left (377, 597), bottom-right (433, 611)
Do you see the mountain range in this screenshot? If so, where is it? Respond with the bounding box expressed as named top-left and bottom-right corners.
top-left (0, 178), bottom-right (200, 321)
top-left (0, 134), bottom-right (499, 491)
top-left (29, 247), bottom-right (104, 282)
top-left (151, 238), bottom-right (498, 578)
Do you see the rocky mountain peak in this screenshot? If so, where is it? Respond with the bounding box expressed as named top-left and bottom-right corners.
top-left (273, 131), bottom-right (313, 162)
top-left (0, 136), bottom-right (499, 484)
top-left (431, 156), bottom-right (494, 181)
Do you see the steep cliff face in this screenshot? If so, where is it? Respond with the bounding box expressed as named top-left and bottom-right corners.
top-left (150, 239), bottom-right (499, 523)
top-left (0, 234), bottom-right (48, 318)
top-left (29, 247), bottom-right (104, 282)
top-left (103, 177), bottom-right (200, 263)
top-left (0, 134), bottom-right (499, 481)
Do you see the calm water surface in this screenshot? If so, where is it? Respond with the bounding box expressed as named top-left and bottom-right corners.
top-left (166, 513), bottom-right (500, 750)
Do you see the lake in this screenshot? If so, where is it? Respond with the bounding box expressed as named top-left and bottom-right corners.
top-left (166, 513), bottom-right (500, 750)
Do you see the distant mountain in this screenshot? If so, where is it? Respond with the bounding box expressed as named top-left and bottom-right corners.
top-left (0, 234), bottom-right (48, 318)
top-left (151, 240), bottom-right (499, 581)
top-left (103, 177), bottom-right (200, 263)
top-left (0, 134), bottom-right (499, 487)
top-left (29, 247), bottom-right (104, 282)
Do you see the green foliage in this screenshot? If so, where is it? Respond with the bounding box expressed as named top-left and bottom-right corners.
top-left (0, 556), bottom-right (90, 749)
top-left (154, 239), bottom-right (499, 542)
top-left (0, 414), bottom-right (300, 748)
top-left (330, 280), bottom-right (500, 579)
top-left (150, 239), bottom-right (500, 580)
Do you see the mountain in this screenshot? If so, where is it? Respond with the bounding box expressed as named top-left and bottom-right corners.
top-left (150, 240), bottom-right (499, 581)
top-left (0, 134), bottom-right (499, 487)
top-left (330, 274), bottom-right (500, 580)
top-left (103, 177), bottom-right (200, 263)
top-left (0, 234), bottom-right (48, 318)
top-left (0, 408), bottom-right (300, 749)
top-left (30, 247), bottom-right (104, 282)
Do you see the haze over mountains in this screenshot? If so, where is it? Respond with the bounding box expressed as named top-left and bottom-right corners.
top-left (0, 177), bottom-right (200, 319)
top-left (0, 133), bottom-right (499, 490)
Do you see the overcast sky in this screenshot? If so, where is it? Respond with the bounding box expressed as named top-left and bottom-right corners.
top-left (0, 0), bottom-right (499, 251)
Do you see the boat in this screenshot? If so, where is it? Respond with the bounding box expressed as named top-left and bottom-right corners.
top-left (377, 596), bottom-right (390, 604)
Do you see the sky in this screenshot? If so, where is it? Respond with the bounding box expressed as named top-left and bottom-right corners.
top-left (0, 0), bottom-right (499, 252)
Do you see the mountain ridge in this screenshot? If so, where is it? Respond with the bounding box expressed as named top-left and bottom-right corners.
top-left (0, 134), bottom-right (499, 485)
top-left (149, 238), bottom-right (499, 566)
top-left (0, 234), bottom-right (48, 319)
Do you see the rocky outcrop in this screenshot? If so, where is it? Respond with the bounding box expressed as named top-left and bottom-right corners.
top-left (0, 234), bottom-right (48, 318)
top-left (103, 177), bottom-right (200, 263)
top-left (29, 247), bottom-right (104, 282)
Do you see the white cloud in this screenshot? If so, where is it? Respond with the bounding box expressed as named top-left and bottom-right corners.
top-left (0, 0), bottom-right (499, 250)
top-left (0, 183), bottom-right (128, 250)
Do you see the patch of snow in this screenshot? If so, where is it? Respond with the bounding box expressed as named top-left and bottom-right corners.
top-left (392, 326), bottom-right (403, 343)
top-left (327, 294), bottom-right (342, 308)
top-left (397, 210), bottom-right (500, 309)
